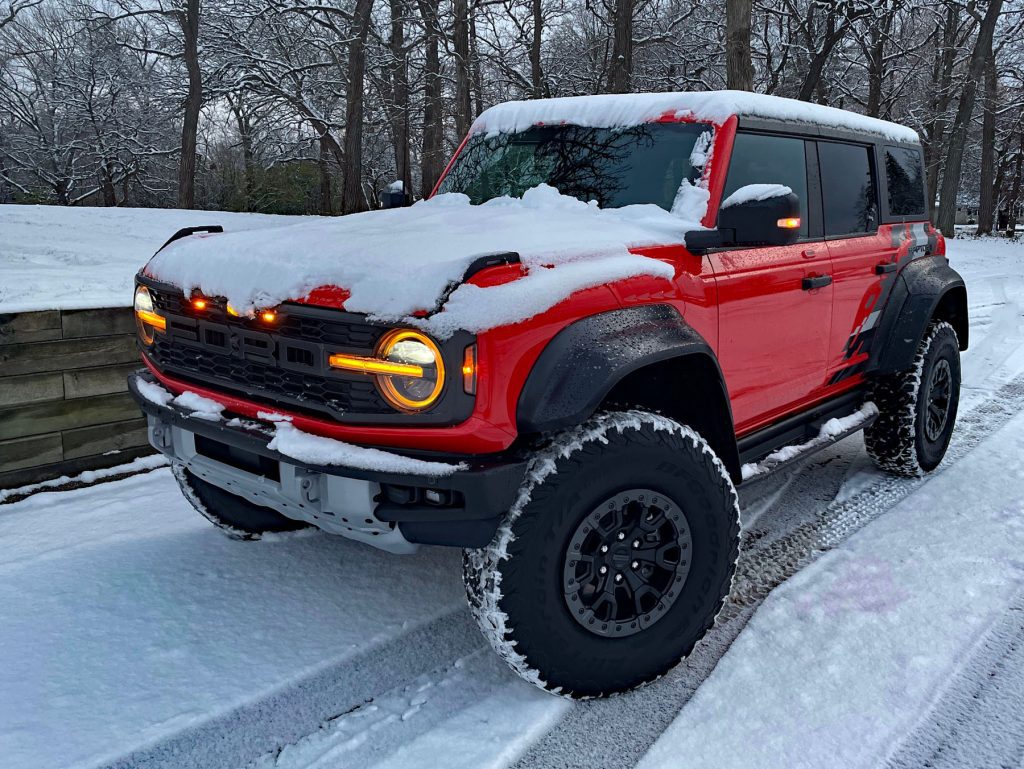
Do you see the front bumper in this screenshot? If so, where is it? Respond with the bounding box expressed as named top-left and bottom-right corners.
top-left (128, 371), bottom-right (526, 551)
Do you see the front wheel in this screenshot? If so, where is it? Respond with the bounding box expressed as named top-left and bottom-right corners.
top-left (865, 321), bottom-right (961, 476)
top-left (463, 411), bottom-right (740, 698)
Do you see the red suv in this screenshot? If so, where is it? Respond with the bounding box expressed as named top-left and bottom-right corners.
top-left (129, 91), bottom-right (967, 697)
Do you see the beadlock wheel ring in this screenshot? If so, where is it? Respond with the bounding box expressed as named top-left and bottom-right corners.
top-left (562, 488), bottom-right (693, 638)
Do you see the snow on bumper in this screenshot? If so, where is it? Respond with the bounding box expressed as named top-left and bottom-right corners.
top-left (128, 371), bottom-right (526, 551)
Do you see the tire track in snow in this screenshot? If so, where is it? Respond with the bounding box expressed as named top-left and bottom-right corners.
top-left (512, 375), bottom-right (1024, 769)
top-left (100, 609), bottom-right (484, 769)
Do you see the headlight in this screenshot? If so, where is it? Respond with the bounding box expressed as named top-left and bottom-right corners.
top-left (375, 330), bottom-right (445, 411)
top-left (327, 329), bottom-right (446, 412)
top-left (134, 285), bottom-right (165, 345)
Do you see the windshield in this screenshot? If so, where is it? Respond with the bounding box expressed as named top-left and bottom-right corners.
top-left (437, 122), bottom-right (711, 211)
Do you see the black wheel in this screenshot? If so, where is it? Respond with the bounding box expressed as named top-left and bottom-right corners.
top-left (464, 411), bottom-right (740, 698)
top-left (172, 463), bottom-right (309, 540)
top-left (865, 321), bottom-right (961, 476)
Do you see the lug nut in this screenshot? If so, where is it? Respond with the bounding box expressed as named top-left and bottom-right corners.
top-left (617, 532), bottom-right (626, 540)
top-left (600, 545), bottom-right (609, 553)
top-left (599, 566), bottom-right (608, 575)
top-left (614, 574), bottom-right (623, 583)
top-left (632, 539), bottom-right (640, 548)
top-left (631, 560), bottom-right (639, 569)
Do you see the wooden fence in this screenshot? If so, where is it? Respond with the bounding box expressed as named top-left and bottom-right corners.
top-left (0, 307), bottom-right (151, 489)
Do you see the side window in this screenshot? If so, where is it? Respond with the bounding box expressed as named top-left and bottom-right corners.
top-left (818, 141), bottom-right (879, 236)
top-left (722, 133), bottom-right (809, 237)
top-left (884, 146), bottom-right (926, 217)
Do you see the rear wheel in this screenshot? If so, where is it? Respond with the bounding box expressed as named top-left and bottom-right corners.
top-left (865, 321), bottom-right (960, 476)
top-left (172, 463), bottom-right (308, 540)
top-left (463, 411), bottom-right (740, 698)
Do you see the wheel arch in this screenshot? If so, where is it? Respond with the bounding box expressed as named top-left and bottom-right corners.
top-left (872, 256), bottom-right (968, 376)
top-left (516, 305), bottom-right (741, 482)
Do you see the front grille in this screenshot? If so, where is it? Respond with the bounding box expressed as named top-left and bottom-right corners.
top-left (146, 285), bottom-right (394, 420)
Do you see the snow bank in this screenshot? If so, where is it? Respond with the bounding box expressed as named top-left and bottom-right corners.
top-left (471, 91), bottom-right (919, 143)
top-left (146, 184), bottom-right (690, 337)
top-left (0, 204), bottom-right (297, 313)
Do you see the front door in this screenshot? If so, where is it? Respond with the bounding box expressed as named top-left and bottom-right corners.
top-left (709, 131), bottom-right (833, 433)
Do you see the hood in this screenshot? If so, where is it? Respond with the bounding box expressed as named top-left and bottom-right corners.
top-left (144, 185), bottom-right (694, 337)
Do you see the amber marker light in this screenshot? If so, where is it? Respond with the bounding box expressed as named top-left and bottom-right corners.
top-left (261, 310), bottom-right (277, 323)
top-left (192, 297), bottom-right (208, 311)
top-left (136, 309), bottom-right (166, 331)
top-left (226, 304), bottom-right (240, 317)
top-left (328, 353), bottom-right (424, 378)
top-left (462, 344), bottom-right (477, 394)
top-left (777, 217), bottom-right (801, 229)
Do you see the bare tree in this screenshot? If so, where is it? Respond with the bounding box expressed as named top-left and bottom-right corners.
top-left (726, 0), bottom-right (753, 90)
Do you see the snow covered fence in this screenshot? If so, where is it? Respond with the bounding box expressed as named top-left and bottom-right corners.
top-left (0, 306), bottom-right (150, 488)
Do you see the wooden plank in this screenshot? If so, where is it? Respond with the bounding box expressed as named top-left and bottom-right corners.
top-left (0, 371), bottom-right (65, 408)
top-left (0, 392), bottom-right (142, 441)
top-left (0, 433), bottom-right (63, 473)
top-left (61, 307), bottom-right (134, 340)
top-left (0, 445), bottom-right (155, 491)
top-left (63, 364), bottom-right (139, 400)
top-left (0, 310), bottom-right (62, 346)
top-left (62, 417), bottom-right (149, 461)
top-left (0, 335), bottom-right (138, 377)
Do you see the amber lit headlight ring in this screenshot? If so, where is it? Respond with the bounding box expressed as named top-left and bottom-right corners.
top-left (134, 285), bottom-right (166, 346)
top-left (374, 329), bottom-right (445, 412)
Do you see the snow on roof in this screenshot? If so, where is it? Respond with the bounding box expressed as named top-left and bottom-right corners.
top-left (471, 90), bottom-right (920, 144)
top-left (146, 184), bottom-right (688, 337)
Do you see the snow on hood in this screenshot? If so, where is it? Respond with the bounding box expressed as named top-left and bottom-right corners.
top-left (145, 184), bottom-right (691, 337)
top-left (471, 91), bottom-right (920, 144)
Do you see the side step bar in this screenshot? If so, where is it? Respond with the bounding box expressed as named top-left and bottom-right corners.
top-left (738, 391), bottom-right (878, 484)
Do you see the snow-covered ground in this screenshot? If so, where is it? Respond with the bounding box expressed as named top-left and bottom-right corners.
top-left (0, 205), bottom-right (299, 313)
top-left (2, 234), bottom-right (1023, 769)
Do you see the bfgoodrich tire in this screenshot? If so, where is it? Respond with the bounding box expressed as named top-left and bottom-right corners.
top-left (463, 411), bottom-right (740, 698)
top-left (865, 321), bottom-right (961, 476)
top-left (172, 463), bottom-right (308, 540)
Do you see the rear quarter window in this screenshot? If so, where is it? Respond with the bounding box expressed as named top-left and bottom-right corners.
top-left (884, 146), bottom-right (926, 217)
top-left (818, 141), bottom-right (879, 237)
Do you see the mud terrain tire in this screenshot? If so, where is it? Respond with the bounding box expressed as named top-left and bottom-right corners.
top-left (172, 463), bottom-right (308, 540)
top-left (865, 321), bottom-right (961, 476)
top-left (463, 411), bottom-right (740, 698)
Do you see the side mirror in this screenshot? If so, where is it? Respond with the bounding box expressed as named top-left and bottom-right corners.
top-left (381, 188), bottom-right (411, 209)
top-left (685, 186), bottom-right (801, 254)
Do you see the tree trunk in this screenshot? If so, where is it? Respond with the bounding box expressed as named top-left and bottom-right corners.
top-left (607, 0), bottom-right (633, 93)
top-left (418, 0), bottom-right (444, 197)
top-left (101, 159), bottom-right (117, 206)
top-left (936, 0), bottom-right (1004, 237)
top-left (388, 0), bottom-right (411, 194)
top-left (976, 48), bottom-right (997, 235)
top-left (725, 0), bottom-right (753, 91)
top-left (177, 0), bottom-right (201, 210)
top-left (865, 25), bottom-right (885, 117)
top-left (341, 0), bottom-right (374, 215)
top-left (923, 2), bottom-right (963, 212)
top-left (530, 0), bottom-right (544, 97)
top-left (319, 135), bottom-right (334, 216)
top-left (1007, 135), bottom-right (1023, 237)
top-left (229, 96), bottom-right (255, 211)
top-left (453, 0), bottom-right (472, 138)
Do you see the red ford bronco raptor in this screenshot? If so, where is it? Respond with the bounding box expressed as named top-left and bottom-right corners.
top-left (129, 91), bottom-right (967, 697)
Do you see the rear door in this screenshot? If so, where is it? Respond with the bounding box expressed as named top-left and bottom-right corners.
top-left (817, 140), bottom-right (891, 386)
top-left (709, 132), bottom-right (833, 433)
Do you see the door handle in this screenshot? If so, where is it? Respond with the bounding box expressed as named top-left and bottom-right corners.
top-left (801, 248), bottom-right (818, 259)
top-left (875, 262), bottom-right (897, 274)
top-left (802, 275), bottom-right (833, 290)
